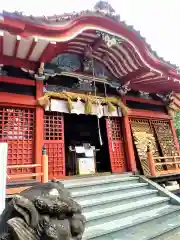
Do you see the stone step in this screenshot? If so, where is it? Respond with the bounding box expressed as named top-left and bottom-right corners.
top-left (152, 227), bottom-right (180, 240)
top-left (63, 176), bottom-right (139, 192)
top-left (85, 196), bottom-right (169, 227)
top-left (62, 173), bottom-right (133, 185)
top-left (147, 212), bottom-right (180, 240)
top-left (83, 204), bottom-right (180, 239)
top-left (98, 208), bottom-right (180, 240)
top-left (73, 182), bottom-right (149, 201)
top-left (72, 182), bottom-right (148, 198)
top-left (79, 189), bottom-right (158, 212)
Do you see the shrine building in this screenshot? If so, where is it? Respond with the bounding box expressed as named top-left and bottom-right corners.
top-left (1, 2), bottom-right (180, 193)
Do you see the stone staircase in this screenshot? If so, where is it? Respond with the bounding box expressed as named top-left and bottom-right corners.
top-left (62, 173), bottom-right (180, 240)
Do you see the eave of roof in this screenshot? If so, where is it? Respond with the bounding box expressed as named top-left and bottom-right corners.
top-left (1, 5), bottom-right (178, 71)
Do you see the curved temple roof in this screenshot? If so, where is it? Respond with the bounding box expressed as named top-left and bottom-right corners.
top-left (0, 1), bottom-right (180, 93)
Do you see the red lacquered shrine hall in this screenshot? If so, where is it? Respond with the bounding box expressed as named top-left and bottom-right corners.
top-left (1, 2), bottom-right (180, 193)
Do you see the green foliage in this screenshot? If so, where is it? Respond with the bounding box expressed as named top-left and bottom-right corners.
top-left (174, 111), bottom-right (180, 143)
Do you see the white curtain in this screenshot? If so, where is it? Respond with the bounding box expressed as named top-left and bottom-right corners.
top-left (47, 99), bottom-right (122, 117)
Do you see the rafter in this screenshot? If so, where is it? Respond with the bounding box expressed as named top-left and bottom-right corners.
top-left (83, 36), bottom-right (103, 55)
top-left (0, 31), bottom-right (3, 55)
top-left (26, 37), bottom-right (38, 60)
top-left (13, 35), bottom-right (21, 57)
top-left (120, 67), bottom-right (149, 83)
top-left (39, 41), bottom-right (56, 62)
top-left (91, 37), bottom-right (103, 51)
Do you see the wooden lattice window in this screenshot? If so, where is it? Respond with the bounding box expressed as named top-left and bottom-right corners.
top-left (106, 117), bottom-right (126, 173)
top-left (0, 107), bottom-right (35, 175)
top-left (44, 112), bottom-right (64, 140)
top-left (107, 118), bottom-right (122, 141)
top-left (151, 120), bottom-right (179, 170)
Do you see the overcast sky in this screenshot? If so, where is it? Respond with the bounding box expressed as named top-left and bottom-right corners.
top-left (0, 0), bottom-right (180, 67)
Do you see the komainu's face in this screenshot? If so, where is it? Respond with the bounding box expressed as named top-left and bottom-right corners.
top-left (0, 181), bottom-right (86, 240)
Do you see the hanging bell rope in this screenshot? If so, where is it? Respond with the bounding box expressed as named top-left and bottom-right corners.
top-left (91, 54), bottom-right (103, 146)
top-left (103, 82), bottom-right (114, 152)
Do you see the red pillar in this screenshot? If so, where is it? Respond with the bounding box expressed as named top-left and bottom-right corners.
top-left (122, 115), bottom-right (137, 172)
top-left (35, 80), bottom-right (44, 181)
top-left (169, 119), bottom-right (179, 152)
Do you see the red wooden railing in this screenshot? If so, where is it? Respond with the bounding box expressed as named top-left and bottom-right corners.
top-left (147, 147), bottom-right (180, 177)
top-left (7, 151), bottom-right (48, 183)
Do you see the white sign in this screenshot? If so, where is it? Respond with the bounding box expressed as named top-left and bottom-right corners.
top-left (78, 157), bottom-right (95, 175)
top-left (0, 143), bottom-right (8, 214)
top-left (75, 146), bottom-right (85, 153)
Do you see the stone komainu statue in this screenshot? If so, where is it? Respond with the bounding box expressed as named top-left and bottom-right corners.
top-left (0, 180), bottom-right (86, 240)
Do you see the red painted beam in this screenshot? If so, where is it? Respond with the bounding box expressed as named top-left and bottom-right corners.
top-left (0, 32), bottom-right (3, 55)
top-left (43, 42), bottom-right (67, 63)
top-left (26, 38), bottom-right (38, 60)
top-left (39, 41), bottom-right (56, 62)
top-left (0, 55), bottom-right (38, 70)
top-left (129, 109), bottom-right (171, 120)
top-left (124, 96), bottom-right (164, 106)
top-left (0, 92), bottom-right (36, 107)
top-left (0, 16), bottom-right (25, 33)
top-left (130, 82), bottom-right (180, 94)
top-left (120, 67), bottom-right (149, 83)
top-left (0, 75), bottom-right (35, 86)
top-left (13, 35), bottom-right (21, 57)
top-left (133, 77), bottom-right (166, 85)
top-left (92, 37), bottom-right (103, 51)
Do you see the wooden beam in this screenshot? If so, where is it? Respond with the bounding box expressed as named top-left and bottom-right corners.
top-left (122, 115), bottom-right (136, 172)
top-left (0, 55), bottom-right (38, 70)
top-left (0, 75), bottom-right (35, 86)
top-left (13, 35), bottom-right (21, 57)
top-left (40, 42), bottom-right (67, 63)
top-left (83, 37), bottom-right (103, 56)
top-left (0, 31), bottom-right (3, 55)
top-left (120, 67), bottom-right (149, 83)
top-left (91, 37), bottom-right (103, 51)
top-left (129, 109), bottom-right (171, 120)
top-left (0, 92), bottom-right (36, 107)
top-left (124, 96), bottom-right (164, 106)
top-left (35, 80), bottom-right (44, 181)
top-left (131, 82), bottom-right (180, 94)
top-left (39, 41), bottom-right (56, 62)
top-left (26, 37), bottom-right (38, 60)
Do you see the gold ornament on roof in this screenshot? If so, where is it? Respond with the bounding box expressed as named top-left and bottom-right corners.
top-left (96, 31), bottom-right (122, 48)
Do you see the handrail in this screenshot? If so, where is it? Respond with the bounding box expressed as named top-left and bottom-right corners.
top-left (147, 147), bottom-right (180, 177)
top-left (7, 149), bottom-right (48, 183)
top-left (155, 161), bottom-right (180, 166)
top-left (7, 164), bottom-right (41, 169)
top-left (153, 156), bottom-right (180, 160)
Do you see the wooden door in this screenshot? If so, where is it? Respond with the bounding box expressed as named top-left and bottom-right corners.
top-left (44, 112), bottom-right (65, 179)
top-left (106, 117), bottom-right (127, 173)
